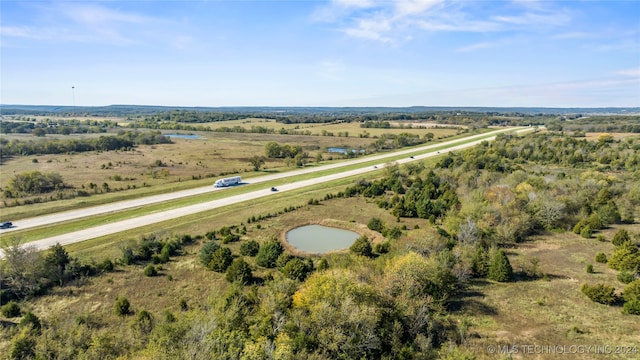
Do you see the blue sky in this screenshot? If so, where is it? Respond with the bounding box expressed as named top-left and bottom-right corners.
top-left (1, 0), bottom-right (639, 107)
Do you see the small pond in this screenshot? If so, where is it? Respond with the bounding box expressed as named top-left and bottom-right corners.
top-left (285, 224), bottom-right (360, 254)
top-left (327, 147), bottom-right (366, 154)
top-left (165, 133), bottom-right (201, 139)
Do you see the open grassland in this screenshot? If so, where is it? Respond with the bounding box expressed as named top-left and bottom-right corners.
top-left (180, 117), bottom-right (463, 138)
top-left (456, 224), bottom-right (640, 360)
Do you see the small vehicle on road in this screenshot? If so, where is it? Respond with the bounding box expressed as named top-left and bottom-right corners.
top-left (0, 221), bottom-right (13, 229)
top-left (373, 165), bottom-right (377, 168)
top-left (271, 187), bottom-right (278, 192)
top-left (409, 156), bottom-right (414, 159)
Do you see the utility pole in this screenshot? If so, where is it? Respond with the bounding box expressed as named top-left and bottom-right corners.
top-left (71, 86), bottom-right (76, 116)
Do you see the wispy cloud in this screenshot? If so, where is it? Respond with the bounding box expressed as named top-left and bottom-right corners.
top-left (456, 41), bottom-right (497, 53)
top-left (318, 60), bottom-right (347, 80)
top-left (617, 68), bottom-right (640, 77)
top-left (2, 2), bottom-right (168, 46)
top-left (314, 0), bottom-right (575, 43)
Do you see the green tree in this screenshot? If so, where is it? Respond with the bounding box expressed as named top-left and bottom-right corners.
top-left (281, 258), bottom-right (312, 281)
top-left (208, 247), bottom-right (233, 272)
top-left (1, 301), bottom-right (21, 318)
top-left (199, 240), bottom-right (220, 266)
top-left (255, 239), bottom-right (284, 268)
top-left (248, 155), bottom-right (266, 171)
top-left (143, 264), bottom-right (157, 277)
top-left (239, 240), bottom-right (259, 256)
top-left (350, 235), bottom-right (373, 257)
top-left (612, 229), bottom-right (630, 246)
top-left (9, 329), bottom-right (36, 360)
top-left (581, 283), bottom-right (618, 305)
top-left (472, 247), bottom-right (489, 278)
top-left (225, 258), bottom-right (253, 284)
top-left (608, 242), bottom-right (640, 272)
top-left (114, 296), bottom-right (130, 316)
top-left (367, 217), bottom-right (385, 232)
top-left (45, 243), bottom-right (71, 284)
top-left (488, 249), bottom-right (513, 282)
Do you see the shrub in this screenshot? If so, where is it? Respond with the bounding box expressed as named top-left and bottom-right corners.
top-left (350, 235), bottom-right (373, 257)
top-left (1, 301), bottom-right (21, 318)
top-left (114, 296), bottom-right (130, 316)
top-left (143, 264), bottom-right (157, 277)
top-left (608, 242), bottom-right (640, 272)
top-left (208, 247), bottom-right (233, 273)
top-left (179, 298), bottom-right (188, 311)
top-left (488, 249), bottom-right (513, 282)
top-left (281, 258), bottom-right (312, 281)
top-left (19, 311), bottom-right (41, 331)
top-left (622, 280), bottom-right (640, 303)
top-left (199, 240), bottom-right (220, 266)
top-left (10, 330), bottom-right (36, 360)
top-left (595, 253), bottom-right (608, 264)
top-left (256, 239), bottom-right (284, 268)
top-left (98, 259), bottom-right (115, 272)
top-left (586, 264), bottom-right (594, 274)
top-left (374, 241), bottom-right (390, 254)
top-left (596, 235), bottom-right (606, 242)
top-left (580, 225), bottom-right (592, 239)
top-left (133, 310), bottom-right (154, 334)
top-left (240, 240), bottom-right (259, 256)
top-left (622, 300), bottom-right (640, 315)
top-left (225, 258), bottom-right (253, 284)
top-left (367, 217), bottom-right (385, 232)
top-left (618, 271), bottom-right (635, 284)
top-left (316, 258), bottom-right (328, 271)
top-left (581, 283), bottom-right (618, 305)
top-left (612, 229), bottom-right (631, 246)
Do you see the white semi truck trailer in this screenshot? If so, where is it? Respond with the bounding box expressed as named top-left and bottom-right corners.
top-left (214, 176), bottom-right (242, 187)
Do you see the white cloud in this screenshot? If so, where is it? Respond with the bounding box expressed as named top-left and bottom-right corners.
top-left (318, 60), bottom-right (347, 80)
top-left (315, 0), bottom-right (576, 43)
top-left (617, 68), bottom-right (640, 77)
top-left (456, 41), bottom-right (496, 53)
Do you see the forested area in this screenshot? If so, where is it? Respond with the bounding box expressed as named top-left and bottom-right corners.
top-left (0, 119), bottom-right (119, 135)
top-left (1, 132), bottom-right (639, 359)
top-left (0, 131), bottom-right (171, 157)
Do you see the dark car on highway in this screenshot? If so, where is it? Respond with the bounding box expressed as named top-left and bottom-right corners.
top-left (0, 221), bottom-right (13, 229)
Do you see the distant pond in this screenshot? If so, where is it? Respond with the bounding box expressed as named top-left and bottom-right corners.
top-left (165, 133), bottom-right (201, 139)
top-left (286, 224), bottom-right (360, 254)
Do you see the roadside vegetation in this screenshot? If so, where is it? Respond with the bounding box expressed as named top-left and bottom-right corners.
top-left (1, 111), bottom-right (639, 359)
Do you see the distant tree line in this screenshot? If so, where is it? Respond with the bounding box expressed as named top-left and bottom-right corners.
top-left (0, 130), bottom-right (171, 157)
top-left (0, 119), bottom-right (118, 135)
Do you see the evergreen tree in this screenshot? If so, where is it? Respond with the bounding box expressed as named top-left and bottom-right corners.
top-left (350, 235), bottom-right (373, 257)
top-left (488, 249), bottom-right (513, 282)
top-left (612, 229), bottom-right (630, 246)
top-left (255, 239), bottom-right (284, 268)
top-left (208, 247), bottom-right (233, 272)
top-left (226, 258), bottom-right (252, 284)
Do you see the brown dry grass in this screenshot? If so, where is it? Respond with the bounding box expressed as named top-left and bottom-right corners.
top-left (457, 224), bottom-right (640, 359)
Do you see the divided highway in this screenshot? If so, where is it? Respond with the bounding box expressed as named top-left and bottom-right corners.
top-left (0, 127), bottom-right (534, 256)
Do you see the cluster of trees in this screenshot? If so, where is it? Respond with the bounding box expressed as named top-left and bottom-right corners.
top-left (0, 119), bottom-right (118, 135)
top-left (0, 131), bottom-right (171, 157)
top-left (0, 243), bottom-right (114, 302)
top-left (370, 132), bottom-right (427, 151)
top-left (343, 168), bottom-right (459, 223)
top-left (2, 171), bottom-right (68, 198)
top-left (264, 141), bottom-right (304, 159)
top-left (439, 132), bottom-right (640, 172)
